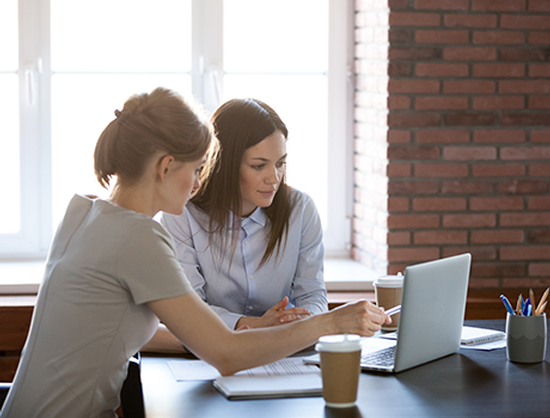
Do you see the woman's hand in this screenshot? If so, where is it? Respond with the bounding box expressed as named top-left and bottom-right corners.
top-left (235, 297), bottom-right (311, 329)
top-left (328, 300), bottom-right (391, 337)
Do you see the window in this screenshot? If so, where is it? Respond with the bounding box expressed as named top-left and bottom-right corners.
top-left (0, 0), bottom-right (353, 267)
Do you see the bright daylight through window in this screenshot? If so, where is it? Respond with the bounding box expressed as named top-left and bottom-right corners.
top-left (0, 0), bottom-right (352, 284)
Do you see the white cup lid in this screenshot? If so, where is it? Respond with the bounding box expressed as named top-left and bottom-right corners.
top-left (315, 334), bottom-right (362, 353)
top-left (374, 272), bottom-right (403, 288)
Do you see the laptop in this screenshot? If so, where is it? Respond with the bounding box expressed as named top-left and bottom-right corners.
top-left (360, 253), bottom-right (471, 373)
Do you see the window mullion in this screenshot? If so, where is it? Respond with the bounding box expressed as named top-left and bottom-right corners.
top-left (192, 0), bottom-right (223, 113)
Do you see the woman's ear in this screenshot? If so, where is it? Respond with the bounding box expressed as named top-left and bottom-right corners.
top-left (157, 155), bottom-right (175, 182)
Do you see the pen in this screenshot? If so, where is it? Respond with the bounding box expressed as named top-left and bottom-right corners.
top-left (522, 298), bottom-right (531, 317)
top-left (384, 305), bottom-right (401, 316)
top-left (500, 295), bottom-right (515, 315)
top-left (527, 304), bottom-right (533, 317)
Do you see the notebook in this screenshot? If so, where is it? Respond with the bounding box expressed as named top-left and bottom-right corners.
top-left (360, 253), bottom-right (472, 373)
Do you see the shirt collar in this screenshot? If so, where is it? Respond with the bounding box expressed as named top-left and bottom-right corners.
top-left (242, 207), bottom-right (267, 228)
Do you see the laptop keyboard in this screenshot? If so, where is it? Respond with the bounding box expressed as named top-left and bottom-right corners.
top-left (361, 345), bottom-right (396, 367)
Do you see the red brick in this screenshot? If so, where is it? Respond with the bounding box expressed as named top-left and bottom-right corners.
top-left (468, 278), bottom-right (501, 287)
top-left (531, 130), bottom-right (550, 143)
top-left (443, 214), bottom-right (496, 228)
top-left (470, 197), bottom-right (524, 211)
top-left (389, 0), bottom-right (411, 9)
top-left (501, 246), bottom-right (550, 260)
top-left (387, 214), bottom-right (440, 229)
top-left (388, 130), bottom-right (411, 143)
top-left (443, 146), bottom-right (497, 160)
top-left (416, 129), bottom-right (470, 143)
top-left (388, 247), bottom-right (441, 263)
top-left (472, 31), bottom-right (525, 45)
top-left (416, 63), bottom-right (469, 77)
top-left (388, 197), bottom-right (410, 211)
top-left (472, 64), bottom-right (525, 78)
top-left (387, 163), bottom-right (411, 177)
top-left (414, 230), bottom-right (467, 245)
top-left (472, 163), bottom-right (526, 177)
top-left (472, 0), bottom-right (526, 11)
top-left (388, 62), bottom-right (413, 77)
top-left (530, 163), bottom-right (550, 176)
top-left (529, 96), bottom-right (550, 109)
top-left (442, 180), bottom-right (494, 194)
top-left (529, 0), bottom-right (550, 11)
top-left (529, 197), bottom-right (550, 210)
top-left (472, 263), bottom-right (526, 277)
top-left (415, 96), bottom-right (468, 110)
top-left (529, 263), bottom-right (550, 277)
top-left (501, 48), bottom-right (550, 62)
top-left (416, 30), bottom-right (469, 44)
top-left (389, 145), bottom-right (440, 160)
top-left (529, 229), bottom-right (550, 242)
top-left (471, 230), bottom-right (525, 244)
top-left (444, 15), bottom-right (497, 28)
top-left (443, 47), bottom-right (496, 61)
top-left (501, 15), bottom-right (550, 30)
top-left (389, 180), bottom-right (439, 195)
top-left (530, 64), bottom-right (550, 77)
top-left (443, 80), bottom-right (495, 94)
top-left (501, 113), bottom-right (550, 126)
top-left (389, 47), bottom-right (441, 60)
top-left (498, 179), bottom-right (550, 194)
top-left (390, 12), bottom-right (441, 26)
top-left (388, 231), bottom-right (411, 245)
top-left (472, 96), bottom-right (525, 110)
top-left (413, 197), bottom-right (467, 211)
top-left (503, 278), bottom-right (550, 287)
top-left (414, 0), bottom-right (469, 9)
top-left (388, 80), bottom-right (440, 94)
top-left (388, 113), bottom-right (441, 128)
top-left (388, 95), bottom-right (411, 110)
top-left (529, 32), bottom-right (550, 45)
top-left (444, 113), bottom-right (498, 126)
top-left (499, 80), bottom-right (550, 94)
top-left (442, 246), bottom-right (497, 260)
top-left (500, 212), bottom-right (550, 226)
top-left (414, 163), bottom-right (469, 177)
top-left (473, 129), bottom-right (526, 143)
top-left (389, 28), bottom-right (412, 43)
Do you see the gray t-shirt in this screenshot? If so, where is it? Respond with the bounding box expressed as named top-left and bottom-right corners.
top-left (1, 195), bottom-right (192, 418)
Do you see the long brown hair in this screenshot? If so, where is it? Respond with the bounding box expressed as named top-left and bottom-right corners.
top-left (94, 87), bottom-right (218, 191)
top-left (191, 98), bottom-right (293, 266)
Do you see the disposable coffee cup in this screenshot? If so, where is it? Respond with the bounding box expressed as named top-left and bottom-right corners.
top-left (315, 334), bottom-right (361, 408)
top-left (374, 273), bottom-right (403, 331)
top-left (506, 312), bottom-right (547, 363)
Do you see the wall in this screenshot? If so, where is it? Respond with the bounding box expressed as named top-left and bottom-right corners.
top-left (353, 0), bottom-right (550, 292)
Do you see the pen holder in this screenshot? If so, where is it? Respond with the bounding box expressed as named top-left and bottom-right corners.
top-left (506, 312), bottom-right (547, 363)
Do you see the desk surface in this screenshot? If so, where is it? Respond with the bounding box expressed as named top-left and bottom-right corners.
top-left (141, 320), bottom-right (550, 418)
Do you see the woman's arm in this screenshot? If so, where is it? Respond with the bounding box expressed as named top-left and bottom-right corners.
top-left (147, 291), bottom-right (390, 376)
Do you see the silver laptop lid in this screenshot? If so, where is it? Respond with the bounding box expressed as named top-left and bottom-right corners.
top-left (393, 253), bottom-right (471, 373)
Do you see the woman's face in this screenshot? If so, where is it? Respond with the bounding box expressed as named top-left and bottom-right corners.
top-left (239, 129), bottom-right (286, 217)
top-left (164, 155), bottom-right (205, 215)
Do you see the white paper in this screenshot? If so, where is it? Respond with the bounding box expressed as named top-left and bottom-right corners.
top-left (168, 357), bottom-right (319, 381)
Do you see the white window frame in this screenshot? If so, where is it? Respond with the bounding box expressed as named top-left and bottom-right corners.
top-left (1, 0), bottom-right (359, 290)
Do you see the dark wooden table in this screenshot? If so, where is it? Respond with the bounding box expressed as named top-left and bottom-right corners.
top-left (141, 320), bottom-right (550, 418)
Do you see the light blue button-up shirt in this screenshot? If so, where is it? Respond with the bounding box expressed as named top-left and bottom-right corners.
top-left (161, 188), bottom-right (328, 329)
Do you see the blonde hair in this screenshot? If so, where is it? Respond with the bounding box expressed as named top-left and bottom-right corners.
top-left (94, 87), bottom-right (218, 189)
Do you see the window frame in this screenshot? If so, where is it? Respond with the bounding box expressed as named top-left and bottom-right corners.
top-left (1, 0), bottom-right (354, 262)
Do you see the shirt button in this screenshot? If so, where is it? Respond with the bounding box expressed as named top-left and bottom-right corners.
top-left (244, 240), bottom-right (248, 245)
top-left (249, 275), bottom-right (253, 279)
top-left (248, 306), bottom-right (254, 310)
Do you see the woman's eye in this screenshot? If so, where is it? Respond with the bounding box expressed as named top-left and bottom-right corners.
top-left (276, 161), bottom-right (286, 168)
top-left (252, 164), bottom-right (264, 170)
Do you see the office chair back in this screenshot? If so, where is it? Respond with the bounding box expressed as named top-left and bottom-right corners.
top-left (120, 354), bottom-right (145, 418)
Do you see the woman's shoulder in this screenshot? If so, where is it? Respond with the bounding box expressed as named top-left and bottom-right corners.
top-left (288, 187), bottom-right (315, 210)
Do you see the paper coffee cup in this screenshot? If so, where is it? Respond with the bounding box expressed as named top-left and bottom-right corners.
top-left (315, 334), bottom-right (361, 408)
top-left (374, 273), bottom-right (403, 331)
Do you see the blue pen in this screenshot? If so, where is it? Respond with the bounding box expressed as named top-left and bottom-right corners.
top-left (500, 295), bottom-right (515, 315)
top-left (527, 304), bottom-right (533, 317)
top-left (523, 298), bottom-right (531, 316)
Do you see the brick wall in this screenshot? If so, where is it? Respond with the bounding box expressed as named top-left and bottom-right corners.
top-left (353, 0), bottom-right (550, 291)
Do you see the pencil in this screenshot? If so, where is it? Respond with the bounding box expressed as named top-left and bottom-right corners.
top-left (535, 301), bottom-right (547, 316)
top-left (516, 295), bottom-right (522, 316)
top-left (536, 287), bottom-right (549, 315)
